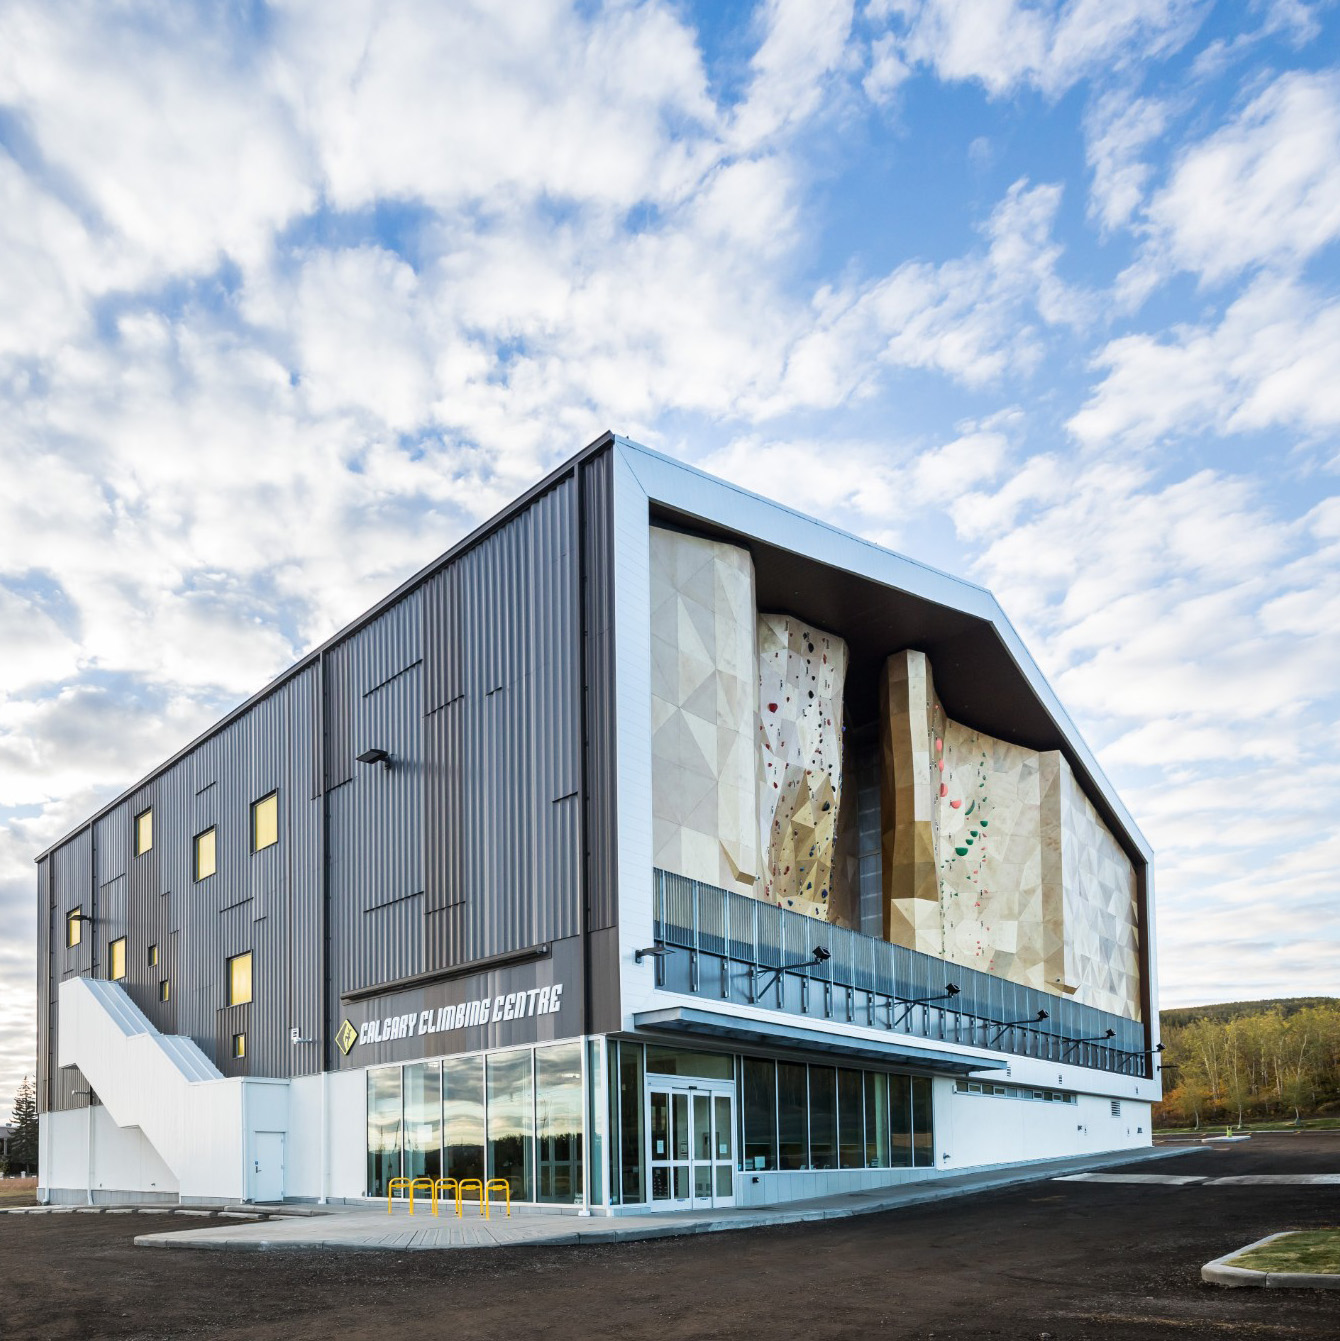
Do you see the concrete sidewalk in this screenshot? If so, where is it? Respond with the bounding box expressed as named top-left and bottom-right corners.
top-left (135, 1144), bottom-right (1191, 1252)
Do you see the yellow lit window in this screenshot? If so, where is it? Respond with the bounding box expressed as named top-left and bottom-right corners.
top-left (67, 907), bottom-right (83, 948)
top-left (109, 937), bottom-right (126, 981)
top-left (159, 979), bottom-right (170, 1002)
top-left (232, 1032), bottom-right (246, 1059)
top-left (252, 792), bottom-right (278, 852)
top-left (194, 827), bottom-right (217, 881)
top-left (227, 951), bottom-right (253, 1006)
top-left (135, 808), bottom-right (153, 856)
top-left (148, 943), bottom-right (159, 967)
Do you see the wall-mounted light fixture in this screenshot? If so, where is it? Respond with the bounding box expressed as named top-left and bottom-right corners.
top-left (634, 943), bottom-right (673, 964)
top-left (893, 982), bottom-right (960, 1028)
top-left (356, 747), bottom-right (392, 771)
top-left (1061, 1027), bottom-right (1116, 1058)
top-left (989, 1008), bottom-right (1048, 1043)
top-left (760, 945), bottom-right (831, 992)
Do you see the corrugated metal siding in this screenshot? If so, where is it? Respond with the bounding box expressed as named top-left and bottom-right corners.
top-left (582, 450), bottom-right (618, 934)
top-left (424, 475), bottom-right (582, 967)
top-left (38, 443), bottom-right (622, 1106)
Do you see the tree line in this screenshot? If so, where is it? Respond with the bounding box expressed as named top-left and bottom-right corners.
top-left (1155, 999), bottom-right (1340, 1128)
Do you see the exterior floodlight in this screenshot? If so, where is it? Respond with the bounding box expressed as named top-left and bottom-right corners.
top-left (893, 983), bottom-right (961, 1028)
top-left (356, 747), bottom-right (392, 771)
top-left (1061, 1027), bottom-right (1116, 1057)
top-left (634, 944), bottom-right (672, 964)
top-left (760, 946), bottom-right (833, 990)
top-left (989, 1009), bottom-right (1048, 1043)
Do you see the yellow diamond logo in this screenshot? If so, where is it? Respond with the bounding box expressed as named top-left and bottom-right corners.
top-left (335, 1019), bottom-right (359, 1055)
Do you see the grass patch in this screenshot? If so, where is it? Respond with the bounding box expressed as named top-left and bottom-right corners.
top-left (0, 1178), bottom-right (37, 1208)
top-left (1156, 1117), bottom-right (1340, 1136)
top-left (1229, 1230), bottom-right (1340, 1275)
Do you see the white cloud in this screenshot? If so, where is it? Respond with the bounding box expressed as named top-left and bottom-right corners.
top-left (871, 0), bottom-right (1204, 100)
top-left (1137, 69), bottom-right (1340, 285)
top-left (1071, 275), bottom-right (1340, 448)
top-left (1084, 90), bottom-right (1171, 233)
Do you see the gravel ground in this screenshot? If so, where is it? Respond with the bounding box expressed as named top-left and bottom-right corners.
top-left (2, 1134), bottom-right (1337, 1340)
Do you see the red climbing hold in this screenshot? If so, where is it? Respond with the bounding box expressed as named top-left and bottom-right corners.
top-left (767, 702), bottom-right (778, 713)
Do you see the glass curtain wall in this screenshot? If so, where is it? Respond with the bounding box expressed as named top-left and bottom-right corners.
top-left (486, 1050), bottom-right (534, 1201)
top-left (911, 1076), bottom-right (935, 1167)
top-left (777, 1062), bottom-right (808, 1170)
top-left (808, 1067), bottom-right (837, 1169)
top-left (617, 1041), bottom-right (644, 1205)
top-left (403, 1061), bottom-right (442, 1183)
top-left (536, 1042), bottom-right (583, 1203)
top-left (740, 1064), bottom-right (935, 1175)
top-left (367, 1067), bottom-right (403, 1196)
top-left (444, 1056), bottom-right (486, 1188)
top-left (890, 1074), bottom-right (913, 1167)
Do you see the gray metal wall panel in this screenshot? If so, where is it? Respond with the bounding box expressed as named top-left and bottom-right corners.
top-left (424, 475), bottom-right (582, 968)
top-left (38, 444), bottom-right (623, 1108)
top-left (582, 450), bottom-right (618, 934)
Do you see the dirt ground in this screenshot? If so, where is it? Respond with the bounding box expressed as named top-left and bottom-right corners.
top-left (1, 1134), bottom-right (1337, 1341)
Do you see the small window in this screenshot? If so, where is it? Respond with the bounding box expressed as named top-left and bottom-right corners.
top-left (227, 951), bottom-right (253, 1006)
top-left (966, 1082), bottom-right (982, 1093)
top-left (109, 937), bottom-right (126, 981)
top-left (1110, 1100), bottom-right (1122, 1117)
top-left (159, 979), bottom-right (170, 1002)
top-left (135, 808), bottom-right (153, 856)
top-left (232, 1032), bottom-right (246, 1059)
top-left (252, 792), bottom-right (278, 852)
top-left (194, 827), bottom-right (217, 881)
top-left (148, 943), bottom-right (159, 967)
top-left (66, 907), bottom-right (83, 948)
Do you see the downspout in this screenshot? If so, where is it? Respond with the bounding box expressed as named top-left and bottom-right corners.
top-left (319, 647), bottom-right (331, 1204)
top-left (575, 463), bottom-right (593, 1215)
top-left (87, 820), bottom-right (97, 1206)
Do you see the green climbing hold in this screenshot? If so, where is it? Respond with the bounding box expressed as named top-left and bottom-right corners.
top-left (955, 846), bottom-right (968, 856)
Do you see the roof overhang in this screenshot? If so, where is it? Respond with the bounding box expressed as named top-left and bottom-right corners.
top-left (632, 1006), bottom-right (1009, 1076)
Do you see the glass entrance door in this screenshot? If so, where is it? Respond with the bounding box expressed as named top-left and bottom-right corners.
top-left (647, 1082), bottom-right (735, 1210)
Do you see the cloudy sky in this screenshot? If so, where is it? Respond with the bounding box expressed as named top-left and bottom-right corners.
top-left (2, 0), bottom-right (1338, 1109)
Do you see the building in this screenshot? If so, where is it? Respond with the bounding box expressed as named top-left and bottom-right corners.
top-left (36, 433), bottom-right (1159, 1210)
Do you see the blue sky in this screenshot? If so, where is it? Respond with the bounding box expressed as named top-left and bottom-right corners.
top-left (1, 0), bottom-right (1338, 1110)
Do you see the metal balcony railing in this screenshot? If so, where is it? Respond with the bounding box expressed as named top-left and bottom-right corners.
top-left (652, 870), bottom-right (1150, 1079)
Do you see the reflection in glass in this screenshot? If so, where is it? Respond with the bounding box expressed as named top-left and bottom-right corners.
top-left (694, 1094), bottom-right (711, 1161)
top-left (536, 1042), bottom-right (584, 1204)
top-left (838, 1069), bottom-right (864, 1168)
top-left (620, 1042), bottom-right (645, 1204)
top-left (487, 1050), bottom-right (534, 1201)
top-left (366, 1067), bottom-right (402, 1196)
top-left (742, 1058), bottom-right (777, 1171)
top-left (714, 1095), bottom-right (732, 1163)
top-left (444, 1056), bottom-right (486, 1189)
top-left (777, 1062), bottom-right (808, 1169)
top-left (890, 1073), bottom-right (913, 1167)
top-left (672, 1093), bottom-right (689, 1161)
top-left (865, 1072), bottom-right (890, 1168)
top-left (645, 1046), bottom-right (734, 1079)
top-left (808, 1066), bottom-right (837, 1169)
top-left (911, 1076), bottom-right (934, 1167)
top-left (403, 1061), bottom-right (442, 1183)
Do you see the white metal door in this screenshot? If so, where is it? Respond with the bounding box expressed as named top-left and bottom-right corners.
top-left (252, 1131), bottom-right (285, 1203)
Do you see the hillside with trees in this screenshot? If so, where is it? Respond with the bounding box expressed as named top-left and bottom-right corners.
top-left (1155, 998), bottom-right (1340, 1129)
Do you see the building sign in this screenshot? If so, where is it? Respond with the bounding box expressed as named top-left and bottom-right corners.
top-left (353, 983), bottom-right (564, 1049)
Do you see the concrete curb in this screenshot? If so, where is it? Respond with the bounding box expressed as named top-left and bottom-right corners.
top-left (133, 1144), bottom-right (1193, 1253)
top-left (1202, 1232), bottom-right (1340, 1290)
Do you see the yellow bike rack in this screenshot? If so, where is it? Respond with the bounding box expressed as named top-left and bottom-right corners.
top-left (484, 1178), bottom-right (512, 1218)
top-left (386, 1176), bottom-right (412, 1215)
top-left (409, 1177), bottom-right (436, 1216)
top-left (432, 1177), bottom-right (459, 1217)
top-left (456, 1178), bottom-right (484, 1218)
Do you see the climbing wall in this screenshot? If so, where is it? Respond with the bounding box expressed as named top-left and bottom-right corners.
top-left (649, 527), bottom-right (760, 895)
top-left (757, 615), bottom-right (848, 920)
top-left (880, 648), bottom-right (1141, 1020)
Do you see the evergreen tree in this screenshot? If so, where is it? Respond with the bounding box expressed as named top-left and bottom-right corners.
top-left (7, 1076), bottom-right (38, 1176)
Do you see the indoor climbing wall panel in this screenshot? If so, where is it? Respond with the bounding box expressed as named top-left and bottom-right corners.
top-left (879, 650), bottom-right (944, 954)
top-left (757, 615), bottom-right (848, 920)
top-left (1058, 761), bottom-right (1141, 1019)
top-left (880, 648), bottom-right (1141, 1019)
top-left (649, 527), bottom-right (760, 896)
